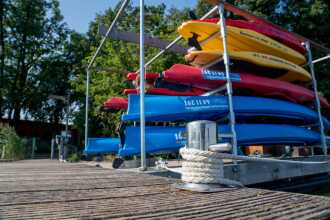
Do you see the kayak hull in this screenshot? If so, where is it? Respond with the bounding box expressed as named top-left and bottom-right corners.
top-left (84, 138), bottom-right (120, 155)
top-left (162, 64), bottom-right (330, 110)
top-left (124, 88), bottom-right (204, 96)
top-left (122, 95), bottom-right (330, 128)
top-left (103, 97), bottom-right (128, 110)
top-left (178, 21), bottom-right (306, 65)
top-left (119, 125), bottom-right (324, 156)
top-left (185, 50), bottom-right (311, 82)
top-left (199, 18), bottom-right (306, 54)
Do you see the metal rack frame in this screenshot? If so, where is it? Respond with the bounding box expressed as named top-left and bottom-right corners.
top-left (84, 0), bottom-right (330, 170)
top-left (216, 2), bottom-right (238, 155)
top-left (305, 41), bottom-right (327, 155)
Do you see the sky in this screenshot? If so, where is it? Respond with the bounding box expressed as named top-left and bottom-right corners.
top-left (58, 0), bottom-right (198, 33)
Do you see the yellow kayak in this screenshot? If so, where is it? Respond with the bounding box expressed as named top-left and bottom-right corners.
top-left (178, 21), bottom-right (306, 65)
top-left (185, 50), bottom-right (311, 82)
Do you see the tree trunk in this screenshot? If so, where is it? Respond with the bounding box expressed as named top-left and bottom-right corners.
top-left (12, 1), bottom-right (31, 129)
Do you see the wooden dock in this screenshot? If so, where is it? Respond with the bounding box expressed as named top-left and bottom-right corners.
top-left (1, 160), bottom-right (330, 219)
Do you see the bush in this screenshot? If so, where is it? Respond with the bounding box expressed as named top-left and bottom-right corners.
top-left (68, 153), bottom-right (80, 163)
top-left (0, 125), bottom-right (25, 160)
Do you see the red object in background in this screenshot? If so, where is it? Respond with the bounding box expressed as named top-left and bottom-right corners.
top-left (103, 97), bottom-right (128, 110)
top-left (193, 18), bottom-right (306, 54)
top-left (127, 72), bottom-right (160, 81)
top-left (124, 87), bottom-right (205, 96)
top-left (162, 64), bottom-right (330, 111)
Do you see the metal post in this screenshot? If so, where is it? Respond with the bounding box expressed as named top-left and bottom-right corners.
top-left (65, 94), bottom-right (70, 140)
top-left (1, 145), bottom-right (5, 159)
top-left (218, 2), bottom-right (238, 155)
top-left (59, 138), bottom-right (64, 161)
top-left (139, 0), bottom-right (146, 171)
top-left (305, 41), bottom-right (327, 155)
top-left (84, 0), bottom-right (130, 149)
top-left (312, 54), bottom-right (330, 64)
top-left (50, 138), bottom-right (55, 160)
top-left (31, 137), bottom-right (36, 159)
top-left (84, 69), bottom-right (90, 148)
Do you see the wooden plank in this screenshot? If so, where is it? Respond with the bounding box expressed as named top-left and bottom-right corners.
top-left (0, 160), bottom-right (330, 219)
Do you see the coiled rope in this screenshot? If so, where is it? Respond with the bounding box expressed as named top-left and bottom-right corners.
top-left (179, 148), bottom-right (243, 187)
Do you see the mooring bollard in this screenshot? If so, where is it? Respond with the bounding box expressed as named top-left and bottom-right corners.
top-left (187, 120), bottom-right (217, 151)
top-left (176, 120), bottom-right (241, 192)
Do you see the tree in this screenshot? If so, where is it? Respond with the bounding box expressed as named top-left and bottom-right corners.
top-left (0, 0), bottom-right (10, 118)
top-left (3, 0), bottom-right (70, 128)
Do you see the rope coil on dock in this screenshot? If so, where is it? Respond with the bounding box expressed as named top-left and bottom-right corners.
top-left (179, 148), bottom-right (243, 186)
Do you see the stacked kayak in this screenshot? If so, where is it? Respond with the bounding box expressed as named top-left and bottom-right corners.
top-left (119, 124), bottom-right (328, 156)
top-left (84, 138), bottom-right (120, 155)
top-left (85, 17), bottom-right (330, 157)
top-left (177, 20), bottom-right (306, 65)
top-left (102, 97), bottom-right (128, 111)
top-left (122, 95), bottom-right (330, 128)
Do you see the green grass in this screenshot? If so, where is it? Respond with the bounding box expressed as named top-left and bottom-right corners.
top-left (68, 153), bottom-right (80, 163)
top-left (0, 125), bottom-right (24, 160)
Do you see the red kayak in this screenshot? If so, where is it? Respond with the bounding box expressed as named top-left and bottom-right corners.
top-left (162, 64), bottom-right (330, 110)
top-left (195, 18), bottom-right (306, 54)
top-left (124, 88), bottom-right (205, 96)
top-left (102, 97), bottom-right (128, 110)
top-left (127, 72), bottom-right (160, 81)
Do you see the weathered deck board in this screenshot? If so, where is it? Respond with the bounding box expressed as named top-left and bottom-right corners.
top-left (0, 160), bottom-right (330, 219)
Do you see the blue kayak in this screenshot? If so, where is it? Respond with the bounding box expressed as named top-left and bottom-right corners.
top-left (118, 124), bottom-right (326, 156)
top-left (84, 138), bottom-right (120, 155)
top-left (122, 95), bottom-right (330, 128)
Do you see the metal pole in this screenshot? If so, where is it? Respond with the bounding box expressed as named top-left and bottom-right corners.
top-left (1, 145), bottom-right (5, 159)
top-left (139, 0), bottom-right (146, 171)
top-left (218, 2), bottom-right (238, 155)
top-left (135, 6), bottom-right (219, 73)
top-left (84, 0), bottom-right (130, 149)
top-left (305, 41), bottom-right (327, 155)
top-left (31, 137), bottom-right (36, 159)
top-left (50, 138), bottom-right (55, 160)
top-left (65, 93), bottom-right (70, 141)
top-left (86, 0), bottom-right (130, 70)
top-left (313, 55), bottom-right (330, 64)
top-left (84, 69), bottom-right (90, 148)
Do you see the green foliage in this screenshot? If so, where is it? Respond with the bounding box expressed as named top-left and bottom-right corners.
top-left (68, 153), bottom-right (80, 163)
top-left (0, 0), bottom-right (72, 126)
top-left (0, 125), bottom-right (24, 160)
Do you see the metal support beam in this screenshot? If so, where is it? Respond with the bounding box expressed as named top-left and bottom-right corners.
top-left (139, 0), bottom-right (146, 171)
top-left (305, 41), bottom-right (327, 155)
top-left (202, 84), bottom-right (227, 96)
top-left (84, 0), bottom-right (129, 149)
top-left (98, 25), bottom-right (187, 54)
top-left (218, 2), bottom-right (238, 155)
top-left (84, 69), bottom-right (90, 150)
top-left (313, 55), bottom-right (330, 64)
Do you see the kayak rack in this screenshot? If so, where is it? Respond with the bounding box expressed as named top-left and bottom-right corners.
top-left (84, 0), bottom-right (330, 171)
top-left (212, 2), bottom-right (238, 156)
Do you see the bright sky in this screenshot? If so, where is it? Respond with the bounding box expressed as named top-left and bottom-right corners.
top-left (58, 0), bottom-right (198, 33)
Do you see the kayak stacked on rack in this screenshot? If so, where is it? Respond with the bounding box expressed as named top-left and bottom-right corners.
top-left (85, 17), bottom-right (330, 157)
